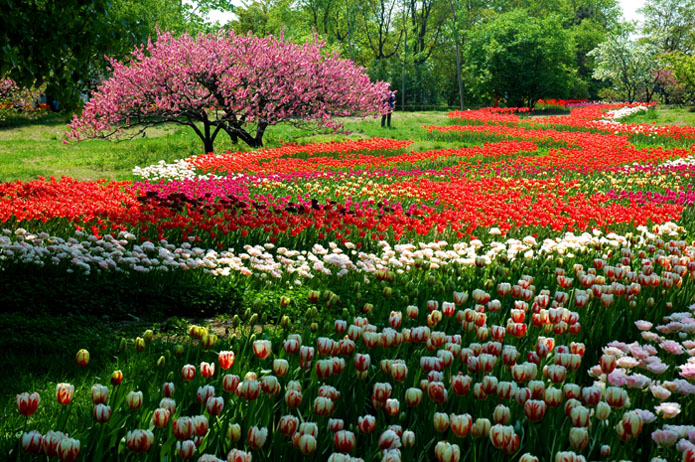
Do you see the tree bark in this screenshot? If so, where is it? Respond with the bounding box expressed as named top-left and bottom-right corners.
top-left (448, 0), bottom-right (465, 110)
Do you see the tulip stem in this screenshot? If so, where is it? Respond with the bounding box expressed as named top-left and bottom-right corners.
top-left (58, 403), bottom-right (72, 433)
top-left (13, 416), bottom-right (28, 461)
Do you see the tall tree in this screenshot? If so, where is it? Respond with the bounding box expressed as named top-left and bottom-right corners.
top-left (0, 0), bottom-right (208, 111)
top-left (358, 0), bottom-right (404, 76)
top-left (464, 9), bottom-right (576, 107)
top-left (640, 0), bottom-right (695, 52)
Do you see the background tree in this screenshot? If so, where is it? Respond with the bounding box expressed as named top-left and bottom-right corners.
top-left (0, 0), bottom-right (208, 111)
top-left (67, 31), bottom-right (390, 151)
top-left (660, 51), bottom-right (695, 103)
top-left (588, 30), bottom-right (661, 102)
top-left (639, 0), bottom-right (695, 53)
top-left (463, 10), bottom-right (576, 108)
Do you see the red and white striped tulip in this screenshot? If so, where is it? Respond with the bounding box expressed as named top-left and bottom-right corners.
top-left (16, 392), bottom-right (40, 416)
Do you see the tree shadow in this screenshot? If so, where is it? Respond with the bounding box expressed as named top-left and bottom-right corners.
top-left (0, 113), bottom-right (70, 130)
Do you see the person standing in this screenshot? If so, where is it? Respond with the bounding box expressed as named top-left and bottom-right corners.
top-left (381, 86), bottom-right (397, 128)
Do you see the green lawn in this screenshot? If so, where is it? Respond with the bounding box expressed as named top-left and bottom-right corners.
top-left (0, 112), bottom-right (452, 182)
top-left (619, 105), bottom-right (695, 125)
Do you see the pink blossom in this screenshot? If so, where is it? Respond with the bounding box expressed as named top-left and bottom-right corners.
top-left (641, 331), bottom-right (662, 342)
top-left (651, 429), bottom-right (679, 446)
top-left (649, 384), bottom-right (671, 401)
top-left (607, 369), bottom-right (628, 386)
top-left (679, 363), bottom-right (695, 380)
top-left (645, 361), bottom-right (669, 375)
top-left (635, 320), bottom-right (653, 331)
top-left (616, 356), bottom-right (640, 368)
top-left (68, 30), bottom-right (389, 151)
top-left (660, 340), bottom-right (684, 355)
top-left (634, 408), bottom-right (657, 423)
top-left (655, 402), bottom-right (681, 419)
top-left (678, 438), bottom-right (695, 453)
top-left (626, 373), bottom-right (651, 389)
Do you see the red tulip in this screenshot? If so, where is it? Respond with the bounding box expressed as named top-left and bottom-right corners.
top-left (21, 430), bottom-right (43, 453)
top-left (334, 430), bottom-right (356, 453)
top-left (218, 351), bottom-right (235, 370)
top-left (126, 429), bottom-right (154, 452)
top-left (56, 383), bottom-right (74, 406)
top-left (16, 392), bottom-right (40, 417)
top-left (357, 415), bottom-right (376, 433)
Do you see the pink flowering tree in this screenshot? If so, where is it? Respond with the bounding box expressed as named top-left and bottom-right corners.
top-left (67, 30), bottom-right (390, 151)
top-left (0, 78), bottom-right (44, 120)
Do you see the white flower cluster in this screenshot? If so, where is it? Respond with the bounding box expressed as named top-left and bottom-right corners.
top-left (591, 105), bottom-right (661, 137)
top-left (0, 223), bottom-right (684, 282)
top-left (132, 157), bottom-right (217, 181)
top-left (604, 105), bottom-right (649, 121)
top-left (661, 155), bottom-right (695, 167)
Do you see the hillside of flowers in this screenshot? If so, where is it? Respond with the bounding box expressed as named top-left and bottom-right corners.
top-left (5, 102), bottom-right (695, 462)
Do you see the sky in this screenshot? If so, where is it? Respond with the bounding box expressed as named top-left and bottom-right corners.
top-left (204, 0), bottom-right (647, 26)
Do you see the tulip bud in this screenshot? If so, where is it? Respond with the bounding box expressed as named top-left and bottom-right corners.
top-left (119, 338), bottom-right (127, 352)
top-left (21, 430), bottom-right (43, 453)
top-left (182, 364), bottom-right (196, 381)
top-left (357, 415), bottom-right (376, 433)
top-left (57, 437), bottom-right (81, 462)
top-left (248, 426), bottom-right (268, 449)
top-left (135, 337), bottom-right (145, 352)
top-left (126, 429), bottom-right (154, 453)
top-left (176, 439), bottom-right (195, 459)
top-left (173, 344), bottom-right (185, 358)
top-left (569, 427), bottom-right (588, 451)
top-left (126, 391), bottom-right (143, 410)
top-left (595, 401), bottom-right (611, 420)
top-left (143, 329), bottom-right (154, 342)
top-left (16, 392), bottom-right (40, 417)
top-left (200, 361), bottom-right (215, 379)
top-left (90, 384), bottom-right (109, 404)
top-left (56, 383), bottom-right (75, 406)
top-left (405, 387), bottom-right (422, 407)
top-left (153, 408), bottom-right (171, 427)
top-left (400, 429), bottom-right (415, 448)
top-left (201, 333), bottom-right (217, 349)
top-left (110, 370), bottom-right (123, 386)
top-left (75, 349), bottom-right (90, 367)
top-left (93, 403), bottom-right (111, 423)
top-left (228, 423), bottom-right (241, 442)
top-left (334, 430), bottom-right (356, 453)
top-left (471, 418), bottom-right (491, 438)
top-left (493, 405), bottom-right (511, 424)
top-left (160, 398), bottom-right (176, 416)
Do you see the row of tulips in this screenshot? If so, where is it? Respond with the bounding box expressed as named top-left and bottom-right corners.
top-left (9, 223), bottom-right (695, 460)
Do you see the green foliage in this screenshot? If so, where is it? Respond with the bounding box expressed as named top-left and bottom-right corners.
top-left (0, 0), bottom-right (208, 111)
top-left (661, 51), bottom-right (695, 101)
top-left (463, 10), bottom-right (576, 107)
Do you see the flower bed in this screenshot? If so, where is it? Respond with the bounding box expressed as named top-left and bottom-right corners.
top-left (5, 103), bottom-right (695, 461)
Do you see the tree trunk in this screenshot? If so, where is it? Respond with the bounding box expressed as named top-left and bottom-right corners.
top-left (254, 121), bottom-right (268, 147)
top-left (232, 124), bottom-right (265, 148)
top-left (448, 0), bottom-right (465, 110)
top-left (203, 137), bottom-right (214, 153)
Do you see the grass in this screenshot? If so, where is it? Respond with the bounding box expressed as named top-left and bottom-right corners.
top-left (0, 111), bottom-right (453, 182)
top-left (618, 105), bottom-right (695, 125)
